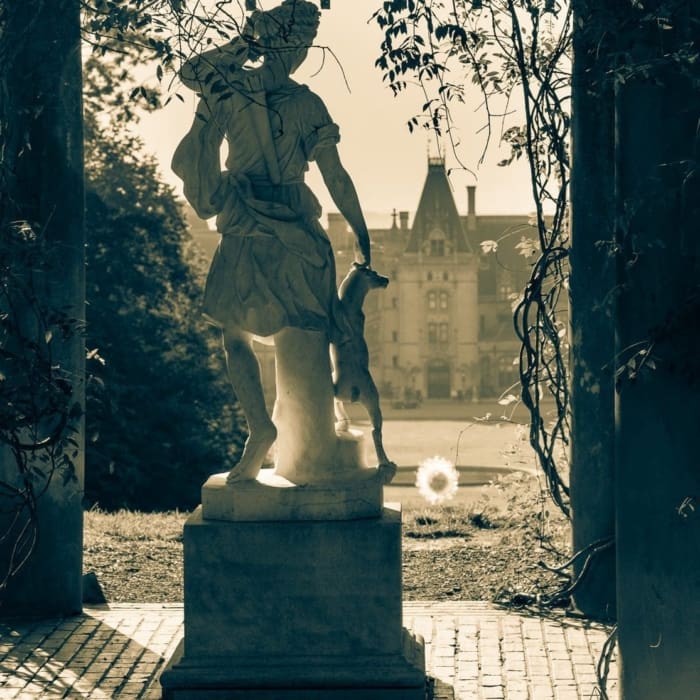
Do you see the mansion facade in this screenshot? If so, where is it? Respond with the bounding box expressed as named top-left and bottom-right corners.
top-left (327, 157), bottom-right (532, 401)
top-left (187, 156), bottom-right (533, 403)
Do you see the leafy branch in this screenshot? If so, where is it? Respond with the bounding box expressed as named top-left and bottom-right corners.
top-left (0, 225), bottom-right (82, 593)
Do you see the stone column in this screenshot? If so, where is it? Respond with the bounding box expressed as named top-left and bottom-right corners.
top-left (614, 2), bottom-right (700, 696)
top-left (568, 0), bottom-right (617, 620)
top-left (0, 0), bottom-right (85, 618)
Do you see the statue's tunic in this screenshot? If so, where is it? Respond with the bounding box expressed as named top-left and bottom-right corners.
top-left (173, 79), bottom-right (340, 338)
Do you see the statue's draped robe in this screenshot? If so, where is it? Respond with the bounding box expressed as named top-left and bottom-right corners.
top-left (172, 75), bottom-right (342, 338)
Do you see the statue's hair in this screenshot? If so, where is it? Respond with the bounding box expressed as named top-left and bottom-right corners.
top-left (247, 0), bottom-right (320, 51)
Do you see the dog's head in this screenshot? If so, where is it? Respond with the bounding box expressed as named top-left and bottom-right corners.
top-left (351, 262), bottom-right (389, 289)
top-left (338, 263), bottom-right (389, 301)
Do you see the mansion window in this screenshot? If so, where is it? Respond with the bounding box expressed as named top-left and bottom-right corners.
top-left (428, 323), bottom-right (437, 344)
top-left (478, 256), bottom-right (497, 296)
top-left (498, 354), bottom-right (516, 386)
top-left (426, 228), bottom-right (450, 257)
top-left (427, 271), bottom-right (449, 281)
top-left (428, 322), bottom-right (449, 344)
top-left (430, 239), bottom-right (445, 256)
top-left (498, 272), bottom-right (516, 300)
top-left (498, 283), bottom-right (514, 300)
top-left (427, 289), bottom-right (449, 311)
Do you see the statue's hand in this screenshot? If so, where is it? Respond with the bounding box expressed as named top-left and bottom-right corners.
top-left (354, 238), bottom-right (371, 268)
top-left (378, 461), bottom-right (397, 485)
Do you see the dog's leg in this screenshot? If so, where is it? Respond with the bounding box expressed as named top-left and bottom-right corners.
top-left (360, 377), bottom-right (397, 484)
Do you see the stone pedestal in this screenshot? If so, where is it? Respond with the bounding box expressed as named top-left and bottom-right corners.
top-left (160, 503), bottom-right (425, 699)
top-left (201, 467), bottom-right (383, 521)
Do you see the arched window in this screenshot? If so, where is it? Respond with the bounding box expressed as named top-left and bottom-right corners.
top-left (439, 290), bottom-right (449, 310)
top-left (427, 291), bottom-right (437, 310)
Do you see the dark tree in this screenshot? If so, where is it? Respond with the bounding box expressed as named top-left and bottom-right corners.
top-left (83, 83), bottom-right (245, 511)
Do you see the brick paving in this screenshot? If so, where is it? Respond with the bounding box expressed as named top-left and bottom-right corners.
top-left (0, 602), bottom-right (617, 699)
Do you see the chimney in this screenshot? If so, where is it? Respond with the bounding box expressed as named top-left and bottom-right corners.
top-left (466, 185), bottom-right (476, 232)
top-left (399, 211), bottom-right (409, 231)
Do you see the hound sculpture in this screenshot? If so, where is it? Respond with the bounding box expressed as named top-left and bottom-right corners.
top-left (332, 263), bottom-right (397, 484)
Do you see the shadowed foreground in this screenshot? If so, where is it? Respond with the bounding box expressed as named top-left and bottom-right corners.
top-left (0, 603), bottom-right (617, 699)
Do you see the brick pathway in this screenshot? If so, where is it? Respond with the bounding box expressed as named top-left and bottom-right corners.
top-left (0, 602), bottom-right (617, 699)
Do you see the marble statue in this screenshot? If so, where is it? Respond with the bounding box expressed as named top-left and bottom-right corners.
top-left (172, 0), bottom-right (377, 486)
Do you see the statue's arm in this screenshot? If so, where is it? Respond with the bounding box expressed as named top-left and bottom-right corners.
top-left (315, 145), bottom-right (371, 266)
top-left (179, 39), bottom-right (248, 92)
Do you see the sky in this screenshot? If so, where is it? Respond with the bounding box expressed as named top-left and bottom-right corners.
top-left (136, 0), bottom-right (535, 226)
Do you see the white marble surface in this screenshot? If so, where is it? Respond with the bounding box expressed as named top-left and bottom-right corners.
top-left (201, 465), bottom-right (383, 522)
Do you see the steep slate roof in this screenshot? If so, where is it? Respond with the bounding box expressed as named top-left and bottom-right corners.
top-left (405, 158), bottom-right (472, 254)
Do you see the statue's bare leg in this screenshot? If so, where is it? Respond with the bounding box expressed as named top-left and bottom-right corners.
top-left (222, 327), bottom-right (277, 483)
top-left (334, 397), bottom-right (352, 433)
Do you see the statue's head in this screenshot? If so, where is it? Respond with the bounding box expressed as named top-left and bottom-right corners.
top-left (245, 0), bottom-right (320, 74)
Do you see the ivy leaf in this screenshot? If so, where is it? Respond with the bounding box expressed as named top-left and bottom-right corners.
top-left (515, 236), bottom-right (538, 258)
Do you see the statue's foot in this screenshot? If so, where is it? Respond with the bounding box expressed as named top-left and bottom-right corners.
top-left (226, 423), bottom-right (277, 484)
top-left (335, 418), bottom-right (352, 434)
top-left (378, 461), bottom-right (397, 485)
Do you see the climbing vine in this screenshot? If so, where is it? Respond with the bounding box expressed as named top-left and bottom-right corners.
top-left (0, 227), bottom-right (82, 592)
top-left (373, 0), bottom-right (573, 516)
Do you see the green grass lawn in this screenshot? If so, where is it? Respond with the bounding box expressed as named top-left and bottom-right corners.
top-left (83, 470), bottom-right (571, 603)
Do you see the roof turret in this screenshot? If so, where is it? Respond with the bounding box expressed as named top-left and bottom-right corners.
top-left (404, 157), bottom-right (472, 254)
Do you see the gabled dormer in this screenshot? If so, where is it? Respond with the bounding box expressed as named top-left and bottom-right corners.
top-left (404, 157), bottom-right (472, 255)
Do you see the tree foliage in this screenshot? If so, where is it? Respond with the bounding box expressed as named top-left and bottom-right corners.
top-left (82, 57), bottom-right (245, 511)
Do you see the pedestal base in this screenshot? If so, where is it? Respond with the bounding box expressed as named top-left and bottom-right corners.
top-left (202, 466), bottom-right (383, 522)
top-left (161, 630), bottom-right (425, 699)
top-left (160, 505), bottom-right (425, 699)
